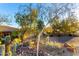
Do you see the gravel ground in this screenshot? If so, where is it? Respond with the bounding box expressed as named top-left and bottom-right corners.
top-left (15, 44), bottom-right (74, 56)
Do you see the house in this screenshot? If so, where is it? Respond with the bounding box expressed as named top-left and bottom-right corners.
top-left (0, 25), bottom-right (18, 37)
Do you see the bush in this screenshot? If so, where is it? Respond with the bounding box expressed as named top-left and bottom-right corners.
top-left (51, 16), bottom-right (79, 36)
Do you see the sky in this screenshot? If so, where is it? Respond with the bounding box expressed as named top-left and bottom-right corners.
top-left (0, 3), bottom-right (27, 28)
top-left (0, 3), bottom-right (79, 28)
top-left (0, 3), bottom-right (38, 28)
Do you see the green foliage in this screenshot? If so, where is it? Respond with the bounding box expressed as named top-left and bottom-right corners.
top-left (11, 31), bottom-right (20, 37)
top-left (15, 9), bottom-right (39, 29)
top-left (0, 16), bottom-right (11, 25)
top-left (51, 16), bottom-right (61, 34)
top-left (15, 8), bottom-right (44, 38)
top-left (51, 16), bottom-right (79, 35)
top-left (37, 20), bottom-right (44, 31)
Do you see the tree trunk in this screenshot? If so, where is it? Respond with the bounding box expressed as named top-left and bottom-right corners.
top-left (36, 23), bottom-right (49, 56)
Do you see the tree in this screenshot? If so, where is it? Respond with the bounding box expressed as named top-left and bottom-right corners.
top-left (0, 15), bottom-right (11, 25)
top-left (15, 4), bottom-right (44, 41)
top-left (36, 3), bottom-right (76, 56)
top-left (51, 16), bottom-right (61, 35)
top-left (61, 15), bottom-right (79, 35)
top-left (15, 3), bottom-right (77, 56)
top-left (50, 14), bottom-right (79, 36)
top-left (36, 20), bottom-right (44, 32)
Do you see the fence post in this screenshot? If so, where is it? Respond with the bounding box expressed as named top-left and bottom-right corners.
top-left (0, 44), bottom-right (5, 56)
